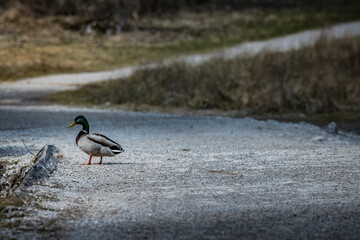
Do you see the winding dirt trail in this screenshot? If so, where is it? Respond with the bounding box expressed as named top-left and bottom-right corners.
top-left (1, 21), bottom-right (360, 239)
top-left (0, 21), bottom-right (359, 103)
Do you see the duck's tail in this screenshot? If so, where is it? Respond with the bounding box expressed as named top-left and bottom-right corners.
top-left (110, 145), bottom-right (124, 154)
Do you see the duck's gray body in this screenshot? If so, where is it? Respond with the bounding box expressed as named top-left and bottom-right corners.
top-left (68, 115), bottom-right (124, 165)
top-left (76, 130), bottom-right (124, 157)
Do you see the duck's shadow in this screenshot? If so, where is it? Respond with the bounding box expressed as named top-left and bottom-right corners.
top-left (101, 162), bottom-right (138, 166)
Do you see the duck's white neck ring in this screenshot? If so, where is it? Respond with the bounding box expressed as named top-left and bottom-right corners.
top-left (81, 130), bottom-right (89, 134)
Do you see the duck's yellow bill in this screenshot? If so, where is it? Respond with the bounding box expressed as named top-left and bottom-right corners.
top-left (67, 121), bottom-right (77, 128)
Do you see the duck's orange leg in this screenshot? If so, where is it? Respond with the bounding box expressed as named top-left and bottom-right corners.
top-left (94, 157), bottom-right (103, 165)
top-left (81, 155), bottom-right (92, 165)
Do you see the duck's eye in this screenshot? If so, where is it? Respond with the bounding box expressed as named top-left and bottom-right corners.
top-left (76, 117), bottom-right (84, 124)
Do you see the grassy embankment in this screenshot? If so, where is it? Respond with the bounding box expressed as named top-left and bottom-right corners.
top-left (1, 2), bottom-right (360, 81)
top-left (46, 36), bottom-right (360, 129)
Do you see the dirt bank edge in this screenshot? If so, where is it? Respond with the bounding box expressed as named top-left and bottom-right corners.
top-left (1, 145), bottom-right (59, 209)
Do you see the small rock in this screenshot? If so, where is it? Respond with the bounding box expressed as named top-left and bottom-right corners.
top-left (312, 136), bottom-right (325, 142)
top-left (9, 145), bottom-right (58, 201)
top-left (326, 121), bottom-right (338, 134)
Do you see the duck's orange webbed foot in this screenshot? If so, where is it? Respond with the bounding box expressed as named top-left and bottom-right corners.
top-left (81, 155), bottom-right (92, 165)
top-left (94, 157), bottom-right (103, 165)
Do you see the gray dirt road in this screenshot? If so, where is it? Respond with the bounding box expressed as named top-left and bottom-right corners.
top-left (0, 105), bottom-right (359, 239)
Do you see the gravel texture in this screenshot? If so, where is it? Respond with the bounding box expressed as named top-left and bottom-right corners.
top-left (0, 105), bottom-right (359, 239)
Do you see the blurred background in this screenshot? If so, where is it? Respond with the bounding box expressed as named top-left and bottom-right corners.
top-left (0, 0), bottom-right (359, 130)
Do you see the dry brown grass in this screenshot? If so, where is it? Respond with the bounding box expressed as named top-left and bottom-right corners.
top-left (0, 195), bottom-right (23, 213)
top-left (0, 2), bottom-right (359, 81)
top-left (47, 36), bottom-right (360, 114)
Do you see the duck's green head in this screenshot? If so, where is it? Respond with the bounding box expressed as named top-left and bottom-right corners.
top-left (67, 115), bottom-right (89, 132)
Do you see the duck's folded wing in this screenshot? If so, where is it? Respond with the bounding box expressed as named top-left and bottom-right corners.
top-left (87, 133), bottom-right (124, 154)
top-left (87, 133), bottom-right (120, 147)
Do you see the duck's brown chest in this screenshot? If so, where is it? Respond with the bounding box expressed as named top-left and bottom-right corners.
top-left (76, 130), bottom-right (87, 145)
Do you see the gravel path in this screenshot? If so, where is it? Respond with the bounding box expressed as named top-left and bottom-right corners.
top-left (0, 106), bottom-right (359, 239)
top-left (0, 21), bottom-right (359, 103)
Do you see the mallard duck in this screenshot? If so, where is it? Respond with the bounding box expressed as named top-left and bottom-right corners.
top-left (67, 115), bottom-right (124, 165)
